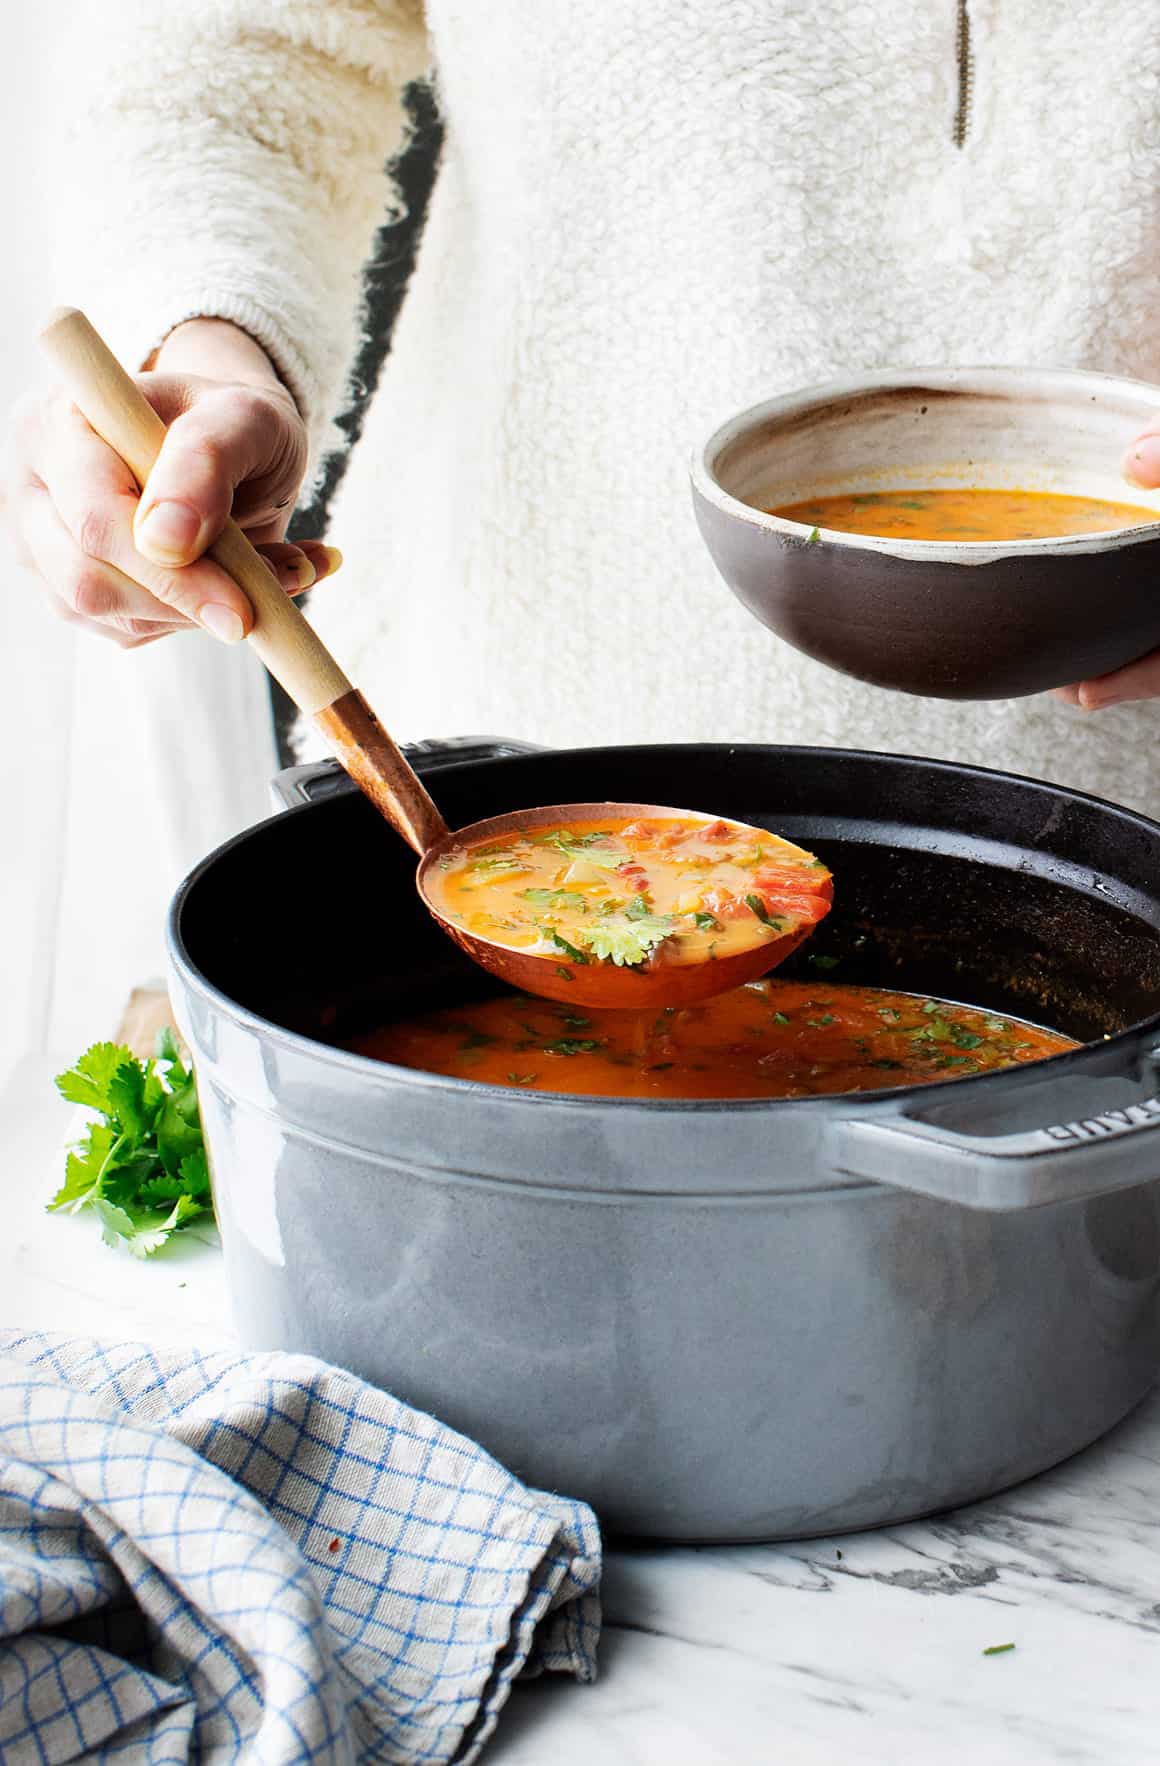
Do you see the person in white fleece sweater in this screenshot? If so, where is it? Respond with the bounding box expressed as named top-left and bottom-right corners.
top-left (6, 1), bottom-right (1160, 812)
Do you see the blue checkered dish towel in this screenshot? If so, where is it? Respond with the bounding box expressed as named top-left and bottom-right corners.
top-left (0, 1332), bottom-right (601, 1764)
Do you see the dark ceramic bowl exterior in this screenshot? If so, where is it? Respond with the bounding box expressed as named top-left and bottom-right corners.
top-left (691, 367), bottom-right (1160, 699)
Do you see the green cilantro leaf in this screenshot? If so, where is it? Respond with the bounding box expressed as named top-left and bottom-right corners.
top-left (552, 838), bottom-right (630, 870)
top-left (93, 1199), bottom-right (154, 1255)
top-left (101, 1151), bottom-right (162, 1207)
top-left (178, 1151), bottom-right (211, 1197)
top-left (574, 914), bottom-right (674, 967)
top-left (542, 1038), bottom-right (604, 1056)
top-left (54, 1043), bottom-right (136, 1114)
top-left (154, 1024), bottom-right (187, 1076)
top-left (49, 1037), bottom-right (213, 1257)
top-left (693, 912), bottom-right (720, 931)
top-left (155, 1083), bottom-right (203, 1178)
top-left (546, 928), bottom-right (591, 965)
top-left (94, 1194), bottom-right (206, 1260)
top-left (467, 853), bottom-right (531, 876)
top-left (745, 894), bottom-right (785, 929)
top-left (48, 1122), bottom-right (121, 1214)
top-left (135, 1174), bottom-right (190, 1207)
top-left (106, 1061), bottom-right (154, 1143)
top-left (531, 829), bottom-right (607, 848)
top-left (520, 888), bottom-right (589, 911)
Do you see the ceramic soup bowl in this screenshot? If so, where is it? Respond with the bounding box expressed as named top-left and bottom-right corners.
top-left (690, 366), bottom-right (1160, 699)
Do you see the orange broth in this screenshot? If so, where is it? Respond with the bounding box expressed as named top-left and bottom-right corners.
top-left (427, 815), bottom-right (832, 972)
top-left (348, 980), bottom-right (1076, 1101)
top-left (771, 487), bottom-right (1157, 541)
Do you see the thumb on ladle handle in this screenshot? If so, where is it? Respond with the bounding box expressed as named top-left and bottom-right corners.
top-left (38, 306), bottom-right (448, 855)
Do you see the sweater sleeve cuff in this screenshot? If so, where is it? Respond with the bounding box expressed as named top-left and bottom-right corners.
top-left (141, 291), bottom-right (345, 477)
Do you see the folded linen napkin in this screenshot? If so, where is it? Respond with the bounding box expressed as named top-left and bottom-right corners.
top-left (0, 1332), bottom-right (601, 1764)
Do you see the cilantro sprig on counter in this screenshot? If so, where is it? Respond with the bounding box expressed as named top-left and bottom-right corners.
top-left (50, 1030), bottom-right (213, 1257)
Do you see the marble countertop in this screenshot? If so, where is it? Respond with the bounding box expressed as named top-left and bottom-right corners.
top-left (5, 1051), bottom-right (1160, 1764)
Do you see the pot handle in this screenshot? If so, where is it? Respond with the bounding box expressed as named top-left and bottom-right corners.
top-left (832, 1055), bottom-right (1160, 1211)
top-left (269, 736), bottom-right (548, 811)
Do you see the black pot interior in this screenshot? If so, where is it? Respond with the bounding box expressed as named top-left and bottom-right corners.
top-left (175, 745), bottom-right (1160, 1050)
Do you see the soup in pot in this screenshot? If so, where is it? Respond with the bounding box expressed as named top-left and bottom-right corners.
top-left (346, 980), bottom-right (1076, 1101)
top-left (770, 487), bottom-right (1157, 541)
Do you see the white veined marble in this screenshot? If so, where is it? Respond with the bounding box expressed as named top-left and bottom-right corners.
top-left (6, 1054), bottom-right (1160, 1765)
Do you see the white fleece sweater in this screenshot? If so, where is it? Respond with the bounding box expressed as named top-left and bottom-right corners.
top-left (60, 0), bottom-right (1160, 813)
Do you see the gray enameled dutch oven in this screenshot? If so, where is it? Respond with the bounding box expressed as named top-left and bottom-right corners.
top-left (167, 740), bottom-right (1160, 1541)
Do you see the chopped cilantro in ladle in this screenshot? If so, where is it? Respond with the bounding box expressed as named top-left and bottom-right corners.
top-left (468, 853), bottom-right (530, 876)
top-left (575, 915), bottom-right (675, 966)
top-left (745, 894), bottom-right (785, 929)
top-left (520, 888), bottom-right (590, 911)
top-left (550, 837), bottom-right (629, 869)
top-left (545, 928), bottom-right (591, 965)
top-left (531, 829), bottom-right (607, 849)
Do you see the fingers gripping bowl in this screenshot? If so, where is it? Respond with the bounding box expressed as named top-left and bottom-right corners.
top-left (168, 740), bottom-right (1160, 1541)
top-left (690, 365), bottom-right (1160, 699)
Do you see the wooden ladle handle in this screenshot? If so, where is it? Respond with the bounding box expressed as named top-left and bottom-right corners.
top-left (39, 307), bottom-right (448, 854)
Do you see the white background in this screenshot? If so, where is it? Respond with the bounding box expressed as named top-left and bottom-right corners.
top-left (1, 5), bottom-right (277, 1082)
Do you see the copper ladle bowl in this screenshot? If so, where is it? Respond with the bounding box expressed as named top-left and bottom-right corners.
top-left (417, 799), bottom-right (830, 1010)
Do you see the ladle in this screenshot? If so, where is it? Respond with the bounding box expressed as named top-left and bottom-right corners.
top-left (41, 307), bottom-right (825, 1008)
